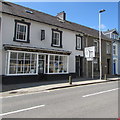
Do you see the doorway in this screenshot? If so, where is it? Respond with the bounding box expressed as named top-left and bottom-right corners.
top-left (38, 55), bottom-right (45, 74)
top-left (107, 59), bottom-right (110, 74)
top-left (75, 56), bottom-right (83, 77)
top-left (113, 59), bottom-right (117, 75)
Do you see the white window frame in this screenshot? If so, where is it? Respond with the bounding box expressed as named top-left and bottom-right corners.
top-left (52, 31), bottom-right (60, 47)
top-left (47, 54), bottom-right (69, 74)
top-left (113, 44), bottom-right (117, 56)
top-left (94, 39), bottom-right (99, 53)
top-left (76, 36), bottom-right (82, 50)
top-left (106, 42), bottom-right (111, 54)
top-left (7, 50), bottom-right (38, 76)
top-left (16, 23), bottom-right (28, 42)
top-left (6, 50), bottom-right (69, 75)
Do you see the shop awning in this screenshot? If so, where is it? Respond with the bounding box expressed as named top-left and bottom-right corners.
top-left (3, 44), bottom-right (72, 55)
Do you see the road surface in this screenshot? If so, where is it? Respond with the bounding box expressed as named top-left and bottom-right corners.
top-left (1, 80), bottom-right (119, 118)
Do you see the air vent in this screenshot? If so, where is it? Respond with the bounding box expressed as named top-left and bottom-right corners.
top-left (25, 10), bottom-right (33, 14)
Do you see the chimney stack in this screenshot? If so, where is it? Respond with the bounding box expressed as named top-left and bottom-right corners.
top-left (56, 11), bottom-right (66, 21)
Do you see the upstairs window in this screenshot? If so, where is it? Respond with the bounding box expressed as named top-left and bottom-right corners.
top-left (113, 45), bottom-right (117, 55)
top-left (51, 29), bottom-right (62, 48)
top-left (41, 30), bottom-right (45, 41)
top-left (111, 34), bottom-right (119, 40)
top-left (106, 42), bottom-right (111, 54)
top-left (14, 20), bottom-right (31, 43)
top-left (94, 40), bottom-right (99, 53)
top-left (76, 35), bottom-right (82, 50)
top-left (16, 23), bottom-right (27, 41)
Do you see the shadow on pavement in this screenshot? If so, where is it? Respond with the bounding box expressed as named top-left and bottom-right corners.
top-left (2, 77), bottom-right (93, 92)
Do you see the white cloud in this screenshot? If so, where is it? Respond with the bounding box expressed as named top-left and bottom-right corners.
top-left (90, 24), bottom-right (107, 31)
top-left (100, 24), bottom-right (107, 30)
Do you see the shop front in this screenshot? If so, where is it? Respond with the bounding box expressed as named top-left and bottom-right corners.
top-left (3, 44), bottom-right (71, 84)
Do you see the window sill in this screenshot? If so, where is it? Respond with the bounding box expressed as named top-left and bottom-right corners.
top-left (51, 44), bottom-right (62, 48)
top-left (45, 72), bottom-right (69, 74)
top-left (5, 73), bottom-right (37, 76)
top-left (76, 48), bottom-right (83, 51)
top-left (13, 38), bottom-right (30, 43)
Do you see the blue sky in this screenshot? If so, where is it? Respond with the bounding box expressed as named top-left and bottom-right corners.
top-left (15, 2), bottom-right (118, 31)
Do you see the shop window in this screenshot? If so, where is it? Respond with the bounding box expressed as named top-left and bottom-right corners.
top-left (8, 51), bottom-right (37, 75)
top-left (49, 55), bottom-right (68, 73)
top-left (7, 51), bottom-right (68, 75)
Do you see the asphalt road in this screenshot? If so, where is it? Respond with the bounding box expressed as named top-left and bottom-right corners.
top-left (1, 81), bottom-right (119, 118)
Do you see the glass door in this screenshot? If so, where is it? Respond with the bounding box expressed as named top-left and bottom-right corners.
top-left (38, 55), bottom-right (45, 74)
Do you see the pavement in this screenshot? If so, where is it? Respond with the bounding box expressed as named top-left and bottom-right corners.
top-left (0, 76), bottom-right (119, 98)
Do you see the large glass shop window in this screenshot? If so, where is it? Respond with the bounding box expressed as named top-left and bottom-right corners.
top-left (8, 51), bottom-right (68, 75)
top-left (49, 55), bottom-right (67, 73)
top-left (9, 52), bottom-right (37, 74)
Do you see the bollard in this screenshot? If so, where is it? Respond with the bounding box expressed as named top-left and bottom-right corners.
top-left (69, 76), bottom-right (72, 85)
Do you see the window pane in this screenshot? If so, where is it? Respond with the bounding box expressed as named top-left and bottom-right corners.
top-left (55, 56), bottom-right (59, 61)
top-left (8, 52), bottom-right (37, 75)
top-left (10, 60), bottom-right (17, 66)
top-left (52, 31), bottom-right (60, 46)
top-left (48, 55), bottom-right (68, 73)
top-left (18, 53), bottom-right (24, 59)
top-left (17, 60), bottom-right (24, 73)
top-left (55, 61), bottom-right (59, 73)
top-left (9, 66), bottom-right (16, 74)
top-left (10, 52), bottom-right (17, 59)
top-left (59, 61), bottom-right (63, 73)
top-left (25, 53), bottom-right (30, 59)
top-left (77, 37), bottom-right (81, 49)
top-left (39, 55), bottom-right (44, 60)
top-left (20, 25), bottom-right (24, 32)
top-left (49, 61), bottom-right (54, 73)
top-left (59, 56), bottom-right (63, 62)
top-left (63, 56), bottom-right (67, 72)
top-left (50, 55), bottom-right (54, 61)
top-left (19, 32), bottom-right (24, 40)
top-left (24, 55), bottom-right (30, 73)
top-left (16, 23), bottom-right (27, 41)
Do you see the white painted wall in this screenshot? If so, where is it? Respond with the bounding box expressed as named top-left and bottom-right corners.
top-left (2, 14), bottom-right (84, 75)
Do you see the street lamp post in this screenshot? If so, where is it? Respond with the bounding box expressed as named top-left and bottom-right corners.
top-left (99, 9), bottom-right (105, 80)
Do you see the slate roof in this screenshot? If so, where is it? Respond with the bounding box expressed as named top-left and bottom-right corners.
top-left (1, 1), bottom-right (111, 41)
